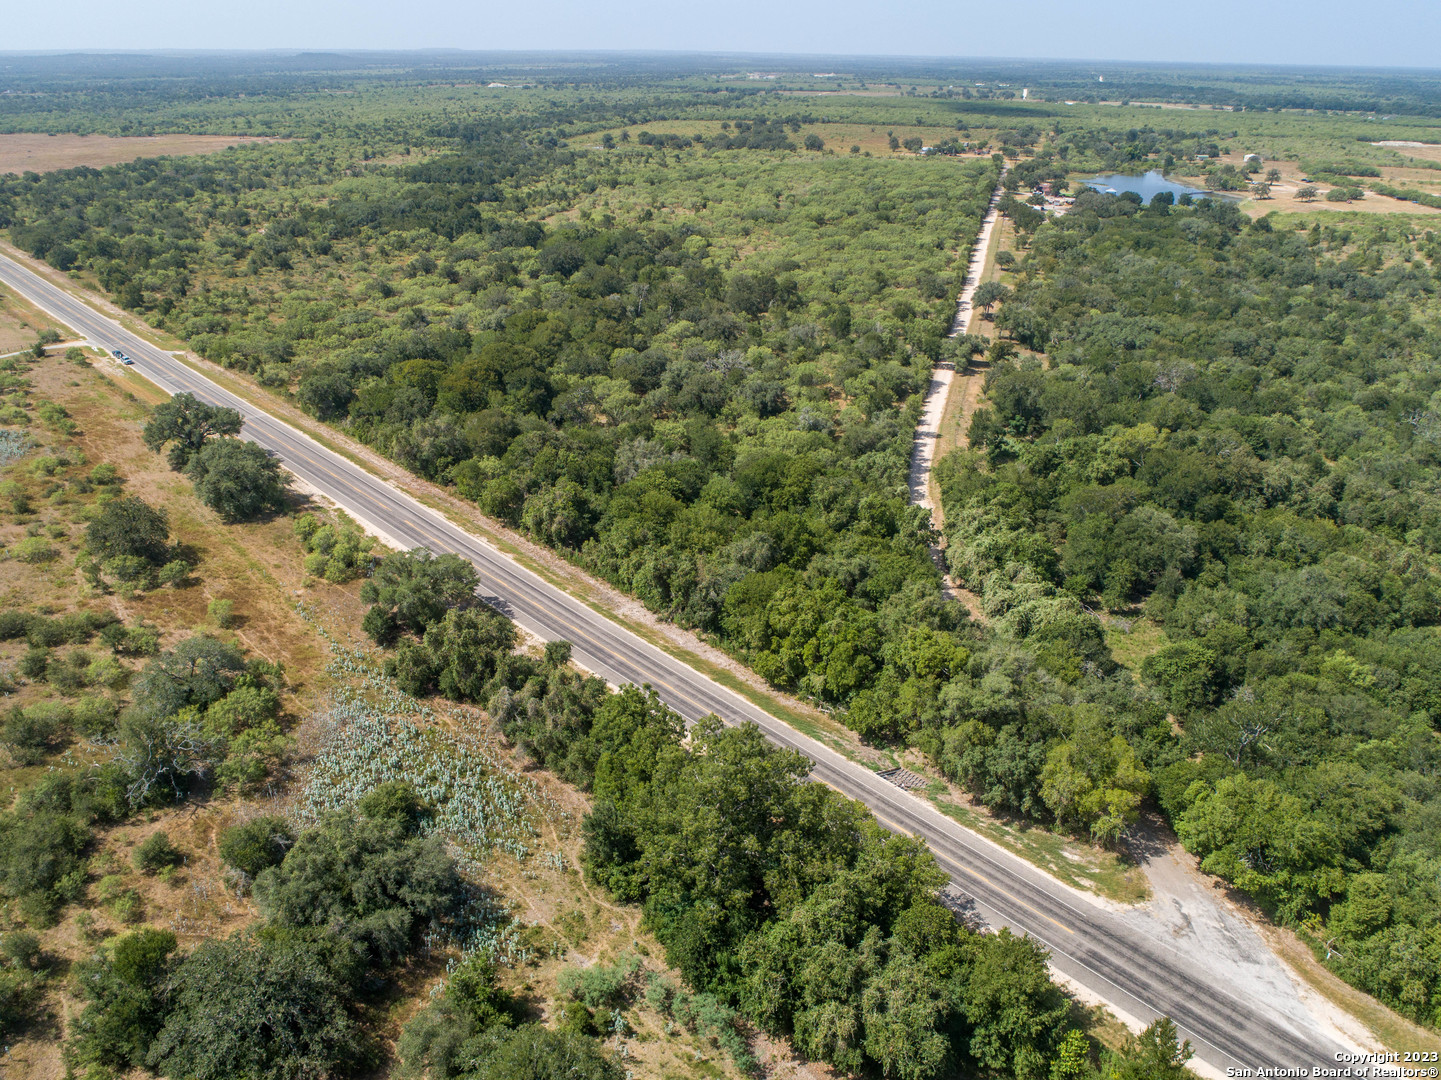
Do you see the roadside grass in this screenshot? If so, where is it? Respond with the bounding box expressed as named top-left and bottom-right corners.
top-left (1265, 927), bottom-right (1441, 1056)
top-left (1076, 1000), bottom-right (1135, 1055)
top-left (977, 211), bottom-right (1015, 289)
top-left (923, 789), bottom-right (1150, 905)
top-left (34, 356), bottom-right (334, 696)
top-left (0, 281), bottom-right (72, 354)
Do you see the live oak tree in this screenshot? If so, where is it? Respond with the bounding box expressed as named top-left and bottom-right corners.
top-left (66, 929), bottom-right (178, 1076)
top-left (218, 815), bottom-right (296, 879)
top-left (130, 637), bottom-right (248, 720)
top-left (84, 497), bottom-right (171, 566)
top-left (145, 931), bottom-right (361, 1080)
top-left (251, 813), bottom-right (462, 966)
top-left (386, 606), bottom-right (517, 699)
top-left (141, 393), bottom-right (242, 472)
top-left (185, 438), bottom-right (288, 521)
top-left (360, 548), bottom-right (480, 642)
top-left (974, 280), bottom-right (1010, 316)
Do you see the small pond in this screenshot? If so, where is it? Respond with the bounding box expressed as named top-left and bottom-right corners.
top-left (1082, 170), bottom-right (1220, 203)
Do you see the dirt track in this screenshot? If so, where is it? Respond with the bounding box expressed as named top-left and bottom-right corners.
top-left (907, 172), bottom-right (1006, 513)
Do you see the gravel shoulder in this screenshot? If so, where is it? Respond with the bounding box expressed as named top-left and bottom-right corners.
top-left (1121, 814), bottom-right (1382, 1056)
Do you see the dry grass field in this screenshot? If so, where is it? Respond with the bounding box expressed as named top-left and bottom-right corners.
top-left (1160, 152), bottom-right (1441, 217)
top-left (1375, 140), bottom-right (1441, 164)
top-left (0, 133), bottom-right (279, 175)
top-left (0, 283), bottom-right (72, 354)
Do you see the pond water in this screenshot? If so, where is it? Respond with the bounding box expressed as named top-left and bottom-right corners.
top-left (1082, 170), bottom-right (1215, 203)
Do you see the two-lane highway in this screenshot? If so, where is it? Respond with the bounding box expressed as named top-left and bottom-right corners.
top-left (0, 249), bottom-right (1352, 1073)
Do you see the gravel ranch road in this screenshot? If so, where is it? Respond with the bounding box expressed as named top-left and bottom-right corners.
top-left (907, 171), bottom-right (1006, 512)
top-left (0, 249), bottom-right (1356, 1075)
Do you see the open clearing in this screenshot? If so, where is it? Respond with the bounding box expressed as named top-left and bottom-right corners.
top-left (1375, 141), bottom-right (1441, 164)
top-left (0, 132), bottom-right (279, 175)
top-left (1166, 153), bottom-right (1441, 217)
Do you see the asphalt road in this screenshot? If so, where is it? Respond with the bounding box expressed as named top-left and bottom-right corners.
top-left (0, 250), bottom-right (1351, 1073)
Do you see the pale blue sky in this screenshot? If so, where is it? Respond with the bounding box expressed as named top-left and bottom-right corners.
top-left (5, 0), bottom-right (1439, 69)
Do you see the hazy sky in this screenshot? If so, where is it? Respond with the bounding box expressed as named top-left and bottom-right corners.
top-left (5, 0), bottom-right (1440, 70)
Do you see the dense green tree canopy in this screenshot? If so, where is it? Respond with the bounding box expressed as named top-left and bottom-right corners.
top-left (146, 931), bottom-right (361, 1080)
top-left (84, 496), bottom-right (171, 566)
top-left (938, 194), bottom-right (1441, 1026)
top-left (67, 929), bottom-right (178, 1076)
top-left (9, 59), bottom-right (1441, 1042)
top-left (185, 437), bottom-right (288, 521)
top-left (131, 636), bottom-right (249, 719)
top-left (252, 813), bottom-right (463, 966)
top-left (505, 681), bottom-right (1072, 1080)
top-left (141, 393), bottom-right (243, 472)
top-left (361, 548), bottom-right (482, 640)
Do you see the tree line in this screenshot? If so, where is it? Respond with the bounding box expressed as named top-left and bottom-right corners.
top-left (937, 192), bottom-right (1441, 1027)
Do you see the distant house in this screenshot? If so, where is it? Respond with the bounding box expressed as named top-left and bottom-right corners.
top-left (487, 82), bottom-right (508, 88)
top-left (1244, 153), bottom-right (1263, 164)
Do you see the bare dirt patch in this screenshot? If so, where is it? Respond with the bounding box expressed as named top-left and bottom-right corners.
top-left (1255, 922), bottom-right (1441, 1056)
top-left (1120, 812), bottom-right (1405, 1057)
top-left (0, 133), bottom-right (281, 175)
